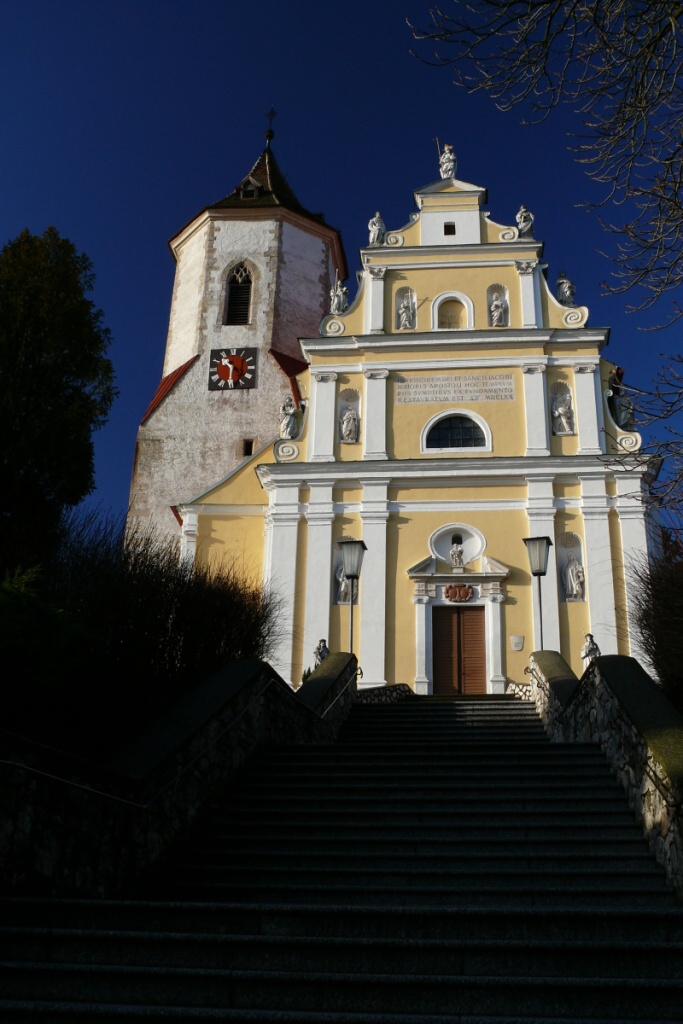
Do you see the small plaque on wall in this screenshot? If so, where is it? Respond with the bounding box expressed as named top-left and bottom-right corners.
top-left (208, 349), bottom-right (258, 390)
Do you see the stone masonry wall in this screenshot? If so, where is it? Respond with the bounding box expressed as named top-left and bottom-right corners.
top-left (0, 654), bottom-right (358, 898)
top-left (515, 653), bottom-right (683, 896)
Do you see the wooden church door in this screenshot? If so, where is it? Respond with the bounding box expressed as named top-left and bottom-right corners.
top-left (432, 606), bottom-right (486, 695)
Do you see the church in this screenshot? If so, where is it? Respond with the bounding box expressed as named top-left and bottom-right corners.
top-left (129, 133), bottom-right (653, 693)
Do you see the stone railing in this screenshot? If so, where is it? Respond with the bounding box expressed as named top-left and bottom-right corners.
top-left (514, 652), bottom-right (683, 896)
top-left (0, 653), bottom-right (357, 898)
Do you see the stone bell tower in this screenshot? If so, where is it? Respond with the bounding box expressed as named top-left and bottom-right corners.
top-left (128, 128), bottom-right (347, 537)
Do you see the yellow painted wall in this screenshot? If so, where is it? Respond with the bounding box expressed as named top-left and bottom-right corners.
top-left (385, 508), bottom-right (534, 687)
top-left (196, 513), bottom-right (266, 581)
top-left (386, 369), bottom-right (526, 460)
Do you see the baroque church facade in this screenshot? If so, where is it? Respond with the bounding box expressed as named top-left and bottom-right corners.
top-left (129, 138), bottom-right (653, 692)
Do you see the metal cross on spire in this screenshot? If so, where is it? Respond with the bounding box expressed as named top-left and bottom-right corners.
top-left (265, 106), bottom-right (276, 147)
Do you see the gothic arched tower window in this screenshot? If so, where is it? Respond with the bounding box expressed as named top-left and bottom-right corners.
top-left (224, 263), bottom-right (252, 325)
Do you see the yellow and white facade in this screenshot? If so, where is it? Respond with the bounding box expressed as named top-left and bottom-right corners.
top-left (177, 166), bottom-right (652, 691)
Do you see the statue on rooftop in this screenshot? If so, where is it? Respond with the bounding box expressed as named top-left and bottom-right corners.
top-left (279, 395), bottom-right (299, 440)
top-left (439, 143), bottom-right (456, 179)
top-left (368, 211), bottom-right (386, 246)
top-left (556, 271), bottom-right (576, 306)
top-left (330, 278), bottom-right (349, 315)
top-left (516, 205), bottom-right (535, 238)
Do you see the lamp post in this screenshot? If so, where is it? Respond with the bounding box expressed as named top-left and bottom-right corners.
top-left (523, 536), bottom-right (553, 650)
top-left (337, 537), bottom-right (367, 660)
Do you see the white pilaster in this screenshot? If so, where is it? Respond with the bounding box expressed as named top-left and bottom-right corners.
top-left (303, 483), bottom-right (335, 670)
top-left (580, 476), bottom-right (618, 654)
top-left (516, 260), bottom-right (542, 328)
top-left (521, 364), bottom-right (550, 456)
top-left (573, 363), bottom-right (603, 454)
top-left (309, 371), bottom-right (337, 462)
top-left (526, 476), bottom-right (561, 652)
top-left (359, 480), bottom-right (390, 686)
top-left (615, 473), bottom-right (652, 668)
top-left (364, 267), bottom-right (386, 334)
top-left (179, 508), bottom-right (198, 564)
top-left (414, 596), bottom-right (430, 694)
top-left (481, 585), bottom-right (506, 693)
top-left (263, 480), bottom-right (301, 686)
top-left (363, 369), bottom-right (389, 460)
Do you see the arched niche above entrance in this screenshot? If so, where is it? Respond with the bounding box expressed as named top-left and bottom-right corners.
top-left (429, 523), bottom-right (487, 569)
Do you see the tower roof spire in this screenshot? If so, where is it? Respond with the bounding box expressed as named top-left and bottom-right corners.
top-left (265, 106), bottom-right (276, 149)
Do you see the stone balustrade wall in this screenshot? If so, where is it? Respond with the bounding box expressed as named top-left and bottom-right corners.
top-left (0, 653), bottom-right (357, 898)
top-left (513, 652), bottom-right (683, 896)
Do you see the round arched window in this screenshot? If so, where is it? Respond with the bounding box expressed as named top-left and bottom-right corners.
top-left (425, 415), bottom-right (486, 449)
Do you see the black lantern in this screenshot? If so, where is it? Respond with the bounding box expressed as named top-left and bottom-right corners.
top-left (337, 537), bottom-right (367, 661)
top-left (523, 536), bottom-right (553, 649)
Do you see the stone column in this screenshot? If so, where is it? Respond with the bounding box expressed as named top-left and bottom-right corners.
top-left (364, 266), bottom-right (386, 334)
top-left (516, 260), bottom-right (542, 328)
top-left (521, 364), bottom-right (550, 457)
top-left (363, 369), bottom-right (389, 460)
top-left (580, 476), bottom-right (618, 654)
top-left (573, 363), bottom-right (603, 455)
top-left (303, 484), bottom-right (335, 671)
top-left (263, 480), bottom-right (301, 686)
top-left (526, 476), bottom-right (561, 652)
top-left (309, 371), bottom-right (337, 462)
top-left (359, 479), bottom-right (390, 686)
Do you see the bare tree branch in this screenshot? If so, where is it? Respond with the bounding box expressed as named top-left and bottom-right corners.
top-left (410, 1), bottom-right (683, 321)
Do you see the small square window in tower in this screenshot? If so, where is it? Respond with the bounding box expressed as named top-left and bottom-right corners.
top-left (224, 263), bottom-right (252, 325)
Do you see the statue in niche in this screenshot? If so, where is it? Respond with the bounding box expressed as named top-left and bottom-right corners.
top-left (314, 639), bottom-right (330, 667)
top-left (450, 542), bottom-right (465, 568)
top-left (551, 391), bottom-right (574, 435)
top-left (398, 294), bottom-right (415, 330)
top-left (329, 279), bottom-right (349, 315)
top-left (279, 395), bottom-right (299, 439)
top-left (580, 632), bottom-right (601, 670)
top-left (562, 551), bottom-right (585, 600)
top-left (340, 405), bottom-right (359, 443)
top-left (368, 211), bottom-right (386, 246)
top-left (516, 205), bottom-right (535, 238)
top-left (439, 143), bottom-right (456, 179)
top-left (489, 291), bottom-right (508, 327)
top-left (556, 271), bottom-right (576, 306)
top-left (614, 391), bottom-right (635, 431)
top-left (336, 564), bottom-right (358, 604)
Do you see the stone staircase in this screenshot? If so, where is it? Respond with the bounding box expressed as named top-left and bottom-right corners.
top-left (1, 693), bottom-right (682, 1021)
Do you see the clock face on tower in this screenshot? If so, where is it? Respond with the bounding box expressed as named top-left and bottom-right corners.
top-left (208, 349), bottom-right (258, 390)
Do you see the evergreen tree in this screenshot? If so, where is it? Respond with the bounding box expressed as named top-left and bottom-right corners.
top-left (0, 227), bottom-right (116, 569)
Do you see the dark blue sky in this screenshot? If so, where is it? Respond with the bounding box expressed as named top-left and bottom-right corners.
top-left (3, 1), bottom-right (677, 516)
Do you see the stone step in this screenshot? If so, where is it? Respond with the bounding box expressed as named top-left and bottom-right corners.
top-left (5, 898), bottom-right (682, 943)
top-left (0, 1006), bottom-right (674, 1023)
top-left (166, 865), bottom-right (667, 890)
top-left (1, 962), bottom-right (681, 1018)
top-left (218, 807), bottom-right (639, 827)
top-left (231, 795), bottom-right (633, 815)
top-left (176, 849), bottom-right (657, 872)
top-left (4, 928), bottom-right (683, 980)
top-left (162, 880), bottom-right (674, 910)
top-left (189, 836), bottom-right (653, 860)
top-left (207, 821), bottom-right (645, 841)
top-left (237, 779), bottom-right (623, 797)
